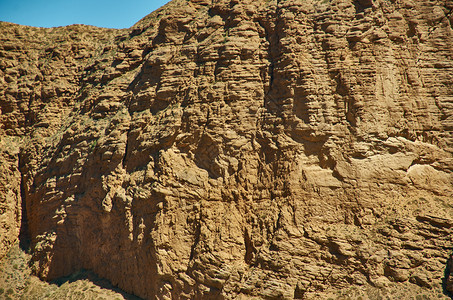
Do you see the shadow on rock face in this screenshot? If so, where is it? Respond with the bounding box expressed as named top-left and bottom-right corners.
top-left (443, 252), bottom-right (453, 299)
top-left (51, 269), bottom-right (143, 300)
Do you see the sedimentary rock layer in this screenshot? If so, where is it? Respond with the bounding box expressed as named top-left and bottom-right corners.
top-left (1, 0), bottom-right (452, 298)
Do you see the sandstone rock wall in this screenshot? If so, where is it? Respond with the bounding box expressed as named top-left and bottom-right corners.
top-left (1, 0), bottom-right (452, 299)
top-left (0, 23), bottom-right (121, 258)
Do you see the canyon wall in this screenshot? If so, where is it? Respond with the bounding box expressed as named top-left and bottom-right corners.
top-left (1, 0), bottom-right (452, 298)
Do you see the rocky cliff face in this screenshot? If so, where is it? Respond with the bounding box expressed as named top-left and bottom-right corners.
top-left (1, 0), bottom-right (452, 299)
top-left (0, 22), bottom-right (120, 260)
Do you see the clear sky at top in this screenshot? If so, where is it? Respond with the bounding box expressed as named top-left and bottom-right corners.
top-left (0, 0), bottom-right (171, 29)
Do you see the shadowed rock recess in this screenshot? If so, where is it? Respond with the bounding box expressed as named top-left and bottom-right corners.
top-left (1, 0), bottom-right (453, 298)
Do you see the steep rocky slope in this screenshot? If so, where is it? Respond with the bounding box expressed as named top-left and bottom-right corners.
top-left (1, 0), bottom-right (453, 299)
top-left (0, 22), bottom-right (121, 259)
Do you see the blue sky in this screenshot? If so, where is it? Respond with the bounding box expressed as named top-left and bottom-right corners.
top-left (0, 0), bottom-right (171, 29)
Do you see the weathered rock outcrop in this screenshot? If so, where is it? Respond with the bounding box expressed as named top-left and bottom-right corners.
top-left (0, 23), bottom-right (120, 259)
top-left (1, 0), bottom-right (452, 298)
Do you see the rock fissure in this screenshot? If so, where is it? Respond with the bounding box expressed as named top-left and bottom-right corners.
top-left (18, 151), bottom-right (30, 252)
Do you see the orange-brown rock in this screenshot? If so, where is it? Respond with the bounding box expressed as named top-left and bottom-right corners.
top-left (1, 0), bottom-right (452, 299)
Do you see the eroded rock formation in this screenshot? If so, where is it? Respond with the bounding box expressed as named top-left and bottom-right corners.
top-left (1, 0), bottom-right (452, 298)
